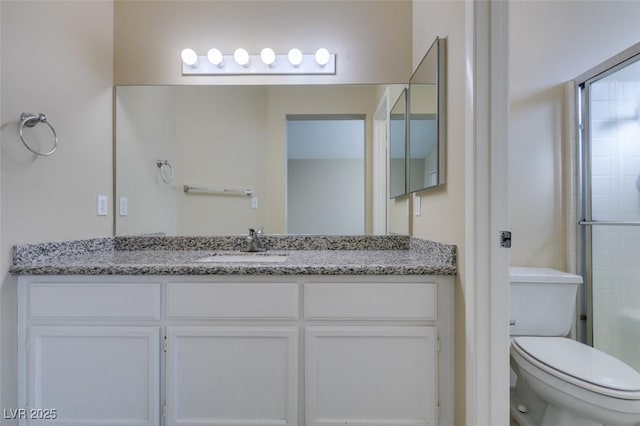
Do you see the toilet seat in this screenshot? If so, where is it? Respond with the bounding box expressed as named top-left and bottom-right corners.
top-left (512, 336), bottom-right (640, 400)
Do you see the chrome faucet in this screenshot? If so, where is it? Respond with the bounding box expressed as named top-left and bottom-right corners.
top-left (243, 227), bottom-right (266, 252)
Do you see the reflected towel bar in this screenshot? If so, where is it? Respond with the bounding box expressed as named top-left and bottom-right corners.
top-left (183, 185), bottom-right (253, 196)
top-left (579, 221), bottom-right (640, 227)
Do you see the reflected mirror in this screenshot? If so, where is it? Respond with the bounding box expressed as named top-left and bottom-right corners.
top-left (408, 37), bottom-right (446, 192)
top-left (389, 88), bottom-right (407, 199)
top-left (115, 84), bottom-right (405, 237)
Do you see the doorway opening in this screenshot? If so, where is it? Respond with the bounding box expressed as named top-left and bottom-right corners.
top-left (286, 115), bottom-right (365, 235)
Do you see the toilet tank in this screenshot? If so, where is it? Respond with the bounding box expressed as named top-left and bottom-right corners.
top-left (510, 267), bottom-right (582, 336)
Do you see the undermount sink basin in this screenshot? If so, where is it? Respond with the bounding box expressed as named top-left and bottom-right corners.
top-left (194, 253), bottom-right (289, 263)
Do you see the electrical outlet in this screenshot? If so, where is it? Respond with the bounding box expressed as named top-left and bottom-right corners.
top-left (251, 196), bottom-right (259, 209)
top-left (414, 193), bottom-right (421, 217)
top-left (97, 195), bottom-right (108, 216)
top-left (119, 197), bottom-right (128, 216)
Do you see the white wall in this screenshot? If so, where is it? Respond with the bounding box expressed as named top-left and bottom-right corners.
top-left (509, 0), bottom-right (640, 269)
top-left (0, 0), bottom-right (114, 420)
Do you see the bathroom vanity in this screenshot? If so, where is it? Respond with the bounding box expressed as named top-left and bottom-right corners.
top-left (11, 235), bottom-right (456, 426)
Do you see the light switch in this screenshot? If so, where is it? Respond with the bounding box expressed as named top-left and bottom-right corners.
top-left (414, 193), bottom-right (421, 217)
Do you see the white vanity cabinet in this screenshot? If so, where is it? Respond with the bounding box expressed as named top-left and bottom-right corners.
top-left (18, 275), bottom-right (454, 426)
top-left (303, 281), bottom-right (444, 426)
top-left (18, 280), bottom-right (162, 426)
top-left (164, 280), bottom-right (300, 426)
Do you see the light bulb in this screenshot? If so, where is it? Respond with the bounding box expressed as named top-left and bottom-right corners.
top-left (260, 48), bottom-right (276, 66)
top-left (207, 48), bottom-right (224, 67)
top-left (234, 48), bottom-right (250, 67)
top-left (181, 48), bottom-right (198, 67)
top-left (288, 48), bottom-right (303, 67)
top-left (315, 48), bottom-right (330, 66)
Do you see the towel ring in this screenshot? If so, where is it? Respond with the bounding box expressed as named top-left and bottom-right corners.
top-left (156, 159), bottom-right (174, 184)
top-left (19, 112), bottom-right (59, 156)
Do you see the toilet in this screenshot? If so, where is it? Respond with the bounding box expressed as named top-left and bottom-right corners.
top-left (509, 267), bottom-right (640, 426)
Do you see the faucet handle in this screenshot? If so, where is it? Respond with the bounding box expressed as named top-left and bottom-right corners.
top-left (256, 227), bottom-right (264, 235)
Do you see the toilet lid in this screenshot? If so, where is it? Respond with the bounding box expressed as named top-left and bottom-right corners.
top-left (513, 337), bottom-right (640, 393)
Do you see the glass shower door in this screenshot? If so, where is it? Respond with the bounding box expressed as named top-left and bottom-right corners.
top-left (580, 50), bottom-right (640, 371)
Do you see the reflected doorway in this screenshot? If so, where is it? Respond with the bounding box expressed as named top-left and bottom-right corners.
top-left (286, 116), bottom-right (365, 234)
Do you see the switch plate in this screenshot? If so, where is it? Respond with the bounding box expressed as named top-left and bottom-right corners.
top-left (97, 195), bottom-right (108, 216)
top-left (251, 196), bottom-right (259, 209)
top-left (414, 193), bottom-right (421, 217)
top-left (119, 197), bottom-right (128, 216)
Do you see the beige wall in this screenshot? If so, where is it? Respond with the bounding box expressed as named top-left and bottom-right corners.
top-left (116, 86), bottom-right (179, 236)
top-left (411, 1), bottom-right (466, 425)
top-left (114, 0), bottom-right (412, 85)
top-left (0, 0), bottom-right (114, 419)
top-left (174, 86), bottom-right (268, 235)
top-left (509, 0), bottom-right (640, 270)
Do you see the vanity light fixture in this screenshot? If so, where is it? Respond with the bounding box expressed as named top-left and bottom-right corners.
top-left (181, 47), bottom-right (336, 75)
top-left (180, 48), bottom-right (199, 67)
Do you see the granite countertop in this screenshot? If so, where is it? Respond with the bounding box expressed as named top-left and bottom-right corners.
top-left (10, 235), bottom-right (457, 276)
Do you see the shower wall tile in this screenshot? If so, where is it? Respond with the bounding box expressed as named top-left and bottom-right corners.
top-left (616, 81), bottom-right (640, 100)
top-left (591, 137), bottom-right (615, 157)
top-left (591, 81), bottom-right (614, 100)
top-left (621, 138), bottom-right (640, 156)
top-left (591, 100), bottom-right (613, 122)
top-left (590, 78), bottom-right (640, 360)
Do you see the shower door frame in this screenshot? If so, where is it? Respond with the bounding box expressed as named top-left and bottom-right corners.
top-left (575, 41), bottom-right (640, 346)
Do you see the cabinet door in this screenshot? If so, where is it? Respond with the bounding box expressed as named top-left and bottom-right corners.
top-left (306, 326), bottom-right (437, 426)
top-left (166, 326), bottom-right (298, 426)
top-left (26, 326), bottom-right (160, 426)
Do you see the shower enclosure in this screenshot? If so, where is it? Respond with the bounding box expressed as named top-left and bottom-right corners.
top-left (577, 42), bottom-right (640, 372)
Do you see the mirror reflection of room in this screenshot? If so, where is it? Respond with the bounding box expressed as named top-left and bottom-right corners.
top-left (408, 37), bottom-right (445, 193)
top-left (115, 85), bottom-right (390, 236)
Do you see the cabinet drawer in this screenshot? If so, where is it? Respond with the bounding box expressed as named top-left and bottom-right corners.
top-left (304, 282), bottom-right (436, 320)
top-left (28, 283), bottom-right (161, 320)
top-left (167, 282), bottom-right (299, 319)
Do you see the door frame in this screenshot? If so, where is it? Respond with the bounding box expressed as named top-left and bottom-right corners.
top-left (285, 114), bottom-right (366, 235)
top-left (373, 88), bottom-right (390, 235)
top-left (465, 1), bottom-right (511, 425)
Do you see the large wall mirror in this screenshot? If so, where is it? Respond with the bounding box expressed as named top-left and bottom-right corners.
top-left (115, 84), bottom-right (405, 237)
top-left (408, 37), bottom-right (446, 193)
top-left (115, 39), bottom-right (445, 237)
